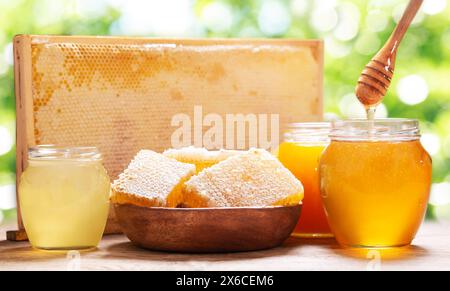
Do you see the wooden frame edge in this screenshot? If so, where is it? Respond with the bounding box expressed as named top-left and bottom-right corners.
top-left (24, 34), bottom-right (323, 47)
top-left (10, 34), bottom-right (34, 241)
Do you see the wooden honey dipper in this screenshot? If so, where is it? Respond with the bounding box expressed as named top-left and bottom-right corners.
top-left (356, 0), bottom-right (424, 107)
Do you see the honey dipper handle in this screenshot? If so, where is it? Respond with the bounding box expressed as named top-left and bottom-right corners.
top-left (355, 0), bottom-right (424, 107)
top-left (385, 0), bottom-right (423, 51)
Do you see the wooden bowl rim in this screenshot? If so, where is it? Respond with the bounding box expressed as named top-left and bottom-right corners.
top-left (113, 203), bottom-right (302, 212)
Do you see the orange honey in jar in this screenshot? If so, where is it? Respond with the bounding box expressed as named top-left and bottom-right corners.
top-left (278, 123), bottom-right (332, 238)
top-left (319, 119), bottom-right (432, 248)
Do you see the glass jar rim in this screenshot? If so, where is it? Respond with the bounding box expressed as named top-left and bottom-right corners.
top-left (284, 122), bottom-right (331, 144)
top-left (330, 118), bottom-right (420, 141)
top-left (287, 122), bottom-right (331, 129)
top-left (28, 145), bottom-right (102, 161)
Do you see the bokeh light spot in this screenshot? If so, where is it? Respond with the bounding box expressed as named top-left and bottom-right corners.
top-left (397, 75), bottom-right (429, 105)
top-left (421, 133), bottom-right (441, 156)
top-left (422, 0), bottom-right (447, 15)
top-left (333, 2), bottom-right (360, 41)
top-left (310, 1), bottom-right (338, 32)
top-left (0, 184), bottom-right (16, 210)
top-left (201, 2), bottom-right (234, 33)
top-left (0, 126), bottom-right (13, 156)
top-left (365, 9), bottom-right (389, 32)
top-left (258, 0), bottom-right (291, 36)
top-left (291, 0), bottom-right (309, 17)
top-left (3, 42), bottom-right (13, 66)
top-left (429, 182), bottom-right (450, 206)
top-left (114, 0), bottom-right (197, 36)
top-left (324, 36), bottom-right (351, 58)
top-left (355, 32), bottom-right (381, 55)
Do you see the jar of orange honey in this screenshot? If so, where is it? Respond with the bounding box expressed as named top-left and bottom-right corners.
top-left (319, 119), bottom-right (432, 248)
top-left (278, 122), bottom-right (332, 238)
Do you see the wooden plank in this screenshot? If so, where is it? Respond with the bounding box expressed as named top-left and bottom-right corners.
top-left (0, 222), bottom-right (449, 271)
top-left (6, 228), bottom-right (121, 242)
top-left (6, 230), bottom-right (28, 242)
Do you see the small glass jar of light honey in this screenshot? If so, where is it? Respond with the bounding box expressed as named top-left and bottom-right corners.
top-left (278, 122), bottom-right (332, 238)
top-left (19, 146), bottom-right (111, 250)
top-left (319, 119), bottom-right (432, 248)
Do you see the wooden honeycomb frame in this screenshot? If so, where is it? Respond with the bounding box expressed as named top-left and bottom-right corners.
top-left (10, 35), bottom-right (323, 241)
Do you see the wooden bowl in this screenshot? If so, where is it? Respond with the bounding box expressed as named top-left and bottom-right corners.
top-left (114, 204), bottom-right (301, 253)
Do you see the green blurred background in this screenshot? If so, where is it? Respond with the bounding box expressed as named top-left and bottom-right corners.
top-left (1, 0), bottom-right (449, 227)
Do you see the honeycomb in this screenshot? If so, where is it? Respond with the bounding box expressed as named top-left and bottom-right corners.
top-left (111, 150), bottom-right (196, 208)
top-left (163, 147), bottom-right (242, 173)
top-left (183, 149), bottom-right (304, 207)
top-left (24, 36), bottom-right (323, 179)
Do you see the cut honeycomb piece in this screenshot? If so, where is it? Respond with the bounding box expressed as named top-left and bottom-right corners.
top-left (111, 150), bottom-right (196, 208)
top-left (163, 147), bottom-right (242, 173)
top-left (183, 149), bottom-right (304, 208)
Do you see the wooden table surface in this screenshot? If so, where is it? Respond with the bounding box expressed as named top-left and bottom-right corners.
top-left (1, 221), bottom-right (449, 271)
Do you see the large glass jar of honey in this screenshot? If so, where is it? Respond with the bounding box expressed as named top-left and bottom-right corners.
top-left (278, 122), bottom-right (332, 238)
top-left (319, 119), bottom-right (432, 248)
top-left (19, 146), bottom-right (111, 250)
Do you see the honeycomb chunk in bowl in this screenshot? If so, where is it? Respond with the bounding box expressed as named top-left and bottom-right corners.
top-left (183, 149), bottom-right (304, 208)
top-left (111, 150), bottom-right (196, 208)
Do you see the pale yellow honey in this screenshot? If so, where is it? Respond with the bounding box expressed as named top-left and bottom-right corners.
top-left (19, 159), bottom-right (110, 250)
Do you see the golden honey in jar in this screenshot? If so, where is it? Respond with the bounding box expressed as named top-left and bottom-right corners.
top-left (319, 119), bottom-right (432, 247)
top-left (278, 123), bottom-right (332, 238)
top-left (19, 146), bottom-right (110, 250)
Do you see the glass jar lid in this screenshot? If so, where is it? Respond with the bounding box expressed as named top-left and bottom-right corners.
top-left (28, 145), bottom-right (102, 161)
top-left (329, 119), bottom-right (420, 141)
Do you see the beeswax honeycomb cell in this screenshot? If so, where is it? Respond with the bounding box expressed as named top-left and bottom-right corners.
top-left (111, 150), bottom-right (196, 208)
